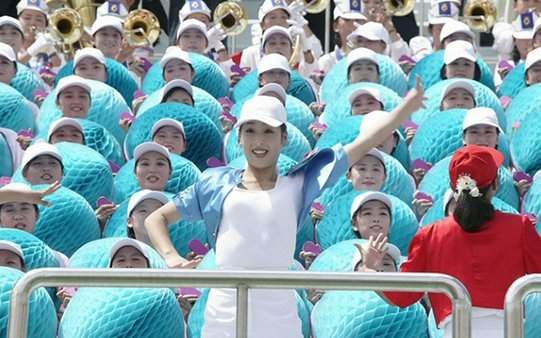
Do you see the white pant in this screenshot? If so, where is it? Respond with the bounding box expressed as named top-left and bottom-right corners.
top-left (442, 307), bottom-right (503, 338)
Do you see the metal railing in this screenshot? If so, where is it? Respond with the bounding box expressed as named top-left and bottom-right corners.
top-left (504, 274), bottom-right (541, 338)
top-left (8, 269), bottom-right (472, 338)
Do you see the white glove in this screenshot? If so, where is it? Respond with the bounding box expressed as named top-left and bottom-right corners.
top-left (287, 0), bottom-right (308, 27)
top-left (206, 26), bottom-right (226, 52)
top-left (26, 32), bottom-right (55, 57)
top-left (289, 25), bottom-right (310, 52)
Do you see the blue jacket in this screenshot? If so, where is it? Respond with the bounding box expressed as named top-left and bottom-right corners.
top-left (174, 145), bottom-right (349, 248)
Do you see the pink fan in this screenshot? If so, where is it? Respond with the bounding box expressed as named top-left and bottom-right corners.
top-left (206, 157), bottom-right (225, 168)
top-left (412, 159), bottom-right (432, 172)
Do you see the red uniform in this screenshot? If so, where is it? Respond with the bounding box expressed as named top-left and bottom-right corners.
top-left (384, 212), bottom-right (541, 326)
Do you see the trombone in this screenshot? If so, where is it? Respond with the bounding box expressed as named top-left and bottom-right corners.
top-left (461, 0), bottom-right (497, 32)
top-left (123, 9), bottom-right (161, 47)
top-left (48, 7), bottom-right (84, 56)
top-left (212, 1), bottom-right (248, 36)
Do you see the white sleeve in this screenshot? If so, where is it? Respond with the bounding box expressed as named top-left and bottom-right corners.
top-left (219, 58), bottom-right (235, 78)
top-left (306, 34), bottom-right (323, 58)
top-left (240, 45), bottom-right (261, 73)
top-left (317, 53), bottom-right (336, 75)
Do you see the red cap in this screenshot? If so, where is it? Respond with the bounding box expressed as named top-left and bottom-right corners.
top-left (450, 145), bottom-right (504, 190)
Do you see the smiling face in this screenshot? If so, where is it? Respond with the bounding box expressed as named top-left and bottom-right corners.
top-left (0, 55), bottom-right (16, 84)
top-left (110, 245), bottom-right (149, 268)
top-left (463, 124), bottom-right (499, 148)
top-left (135, 151), bottom-right (171, 191)
top-left (49, 125), bottom-right (85, 145)
top-left (127, 198), bottom-right (165, 246)
top-left (152, 125), bottom-right (186, 155)
top-left (351, 94), bottom-right (383, 116)
top-left (441, 88), bottom-right (475, 110)
top-left (348, 60), bottom-right (379, 84)
top-left (239, 121), bottom-right (287, 170)
top-left (75, 57), bottom-right (107, 82)
top-left (18, 9), bottom-right (46, 41)
top-left (0, 202), bottom-right (37, 233)
top-left (352, 200), bottom-right (391, 239)
top-left (348, 155), bottom-right (386, 191)
top-left (263, 34), bottom-right (292, 59)
top-left (163, 59), bottom-right (194, 83)
top-left (0, 25), bottom-right (23, 53)
top-left (259, 69), bottom-right (290, 91)
top-left (93, 27), bottom-right (122, 59)
top-left (57, 86), bottom-right (91, 118)
top-left (445, 58), bottom-right (476, 79)
top-left (24, 155), bottom-right (63, 185)
top-left (0, 250), bottom-right (24, 271)
top-left (177, 28), bottom-right (207, 54)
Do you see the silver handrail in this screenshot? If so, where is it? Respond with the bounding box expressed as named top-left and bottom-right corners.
top-left (504, 274), bottom-right (541, 338)
top-left (8, 269), bottom-right (472, 338)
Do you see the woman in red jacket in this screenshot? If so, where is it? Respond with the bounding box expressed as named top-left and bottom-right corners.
top-left (358, 145), bottom-right (541, 338)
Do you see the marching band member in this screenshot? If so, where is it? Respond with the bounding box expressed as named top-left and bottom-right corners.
top-left (347, 21), bottom-right (410, 62)
top-left (426, 0), bottom-right (460, 51)
top-left (0, 16), bottom-right (24, 56)
top-left (90, 16), bottom-right (124, 61)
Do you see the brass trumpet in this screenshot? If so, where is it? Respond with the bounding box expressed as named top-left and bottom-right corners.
top-left (384, 0), bottom-right (415, 16)
top-left (124, 9), bottom-right (161, 47)
top-left (213, 1), bottom-right (248, 36)
top-left (49, 7), bottom-right (84, 54)
top-left (463, 0), bottom-right (497, 32)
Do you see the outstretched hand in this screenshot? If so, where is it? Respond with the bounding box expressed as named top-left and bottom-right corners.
top-left (27, 181), bottom-right (61, 206)
top-left (354, 233), bottom-right (388, 272)
top-left (401, 76), bottom-right (426, 116)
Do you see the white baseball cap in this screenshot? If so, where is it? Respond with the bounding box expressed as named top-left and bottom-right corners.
top-left (347, 47), bottom-right (378, 69)
top-left (0, 240), bottom-right (25, 263)
top-left (440, 19), bottom-right (475, 43)
top-left (160, 79), bottom-right (193, 102)
top-left (261, 26), bottom-right (292, 47)
top-left (0, 16), bottom-right (23, 35)
top-left (134, 142), bottom-right (171, 162)
top-left (440, 80), bottom-right (475, 103)
top-left (348, 22), bottom-right (390, 45)
top-left (256, 83), bottom-right (288, 104)
top-left (257, 53), bottom-right (291, 76)
top-left (531, 15), bottom-right (541, 39)
top-left (21, 142), bottom-right (63, 171)
top-left (0, 182), bottom-right (32, 194)
top-left (409, 36), bottom-right (433, 62)
top-left (525, 47), bottom-right (541, 70)
top-left (348, 87), bottom-right (382, 105)
top-left (364, 148), bottom-right (385, 165)
top-left (333, 0), bottom-right (366, 21)
top-left (235, 95), bottom-right (287, 128)
top-left (90, 15), bottom-right (124, 36)
top-left (47, 117), bottom-right (84, 141)
top-left (428, 0), bottom-right (459, 25)
top-left (444, 40), bottom-right (476, 64)
top-left (108, 238), bottom-right (150, 267)
top-left (56, 75), bottom-right (91, 99)
top-left (176, 18), bottom-right (207, 43)
top-left (159, 46), bottom-right (192, 68)
top-left (258, 0), bottom-right (291, 22)
top-left (74, 48), bottom-right (106, 67)
top-left (96, 1), bottom-right (129, 18)
top-left (350, 191), bottom-right (392, 219)
top-left (462, 107), bottom-right (501, 131)
top-left (179, 0), bottom-right (211, 21)
top-left (127, 190), bottom-right (169, 217)
top-left (151, 118), bottom-right (186, 138)
top-left (16, 0), bottom-right (48, 15)
top-left (0, 42), bottom-right (16, 62)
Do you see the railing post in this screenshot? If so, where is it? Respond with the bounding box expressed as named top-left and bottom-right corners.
top-left (236, 283), bottom-right (249, 338)
top-left (504, 274), bottom-right (541, 338)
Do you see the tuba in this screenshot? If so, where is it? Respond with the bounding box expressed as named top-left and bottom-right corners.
top-left (68, 0), bottom-right (97, 28)
top-left (383, 0), bottom-right (415, 16)
top-left (49, 7), bottom-right (84, 54)
top-left (124, 9), bottom-right (161, 47)
top-left (463, 0), bottom-right (497, 32)
top-left (213, 1), bottom-right (248, 36)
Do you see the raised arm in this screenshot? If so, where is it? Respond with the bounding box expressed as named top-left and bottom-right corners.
top-left (0, 181), bottom-right (60, 205)
top-left (344, 76), bottom-right (426, 167)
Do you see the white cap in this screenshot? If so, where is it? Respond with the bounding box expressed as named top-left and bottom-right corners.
top-left (235, 96), bottom-right (287, 128)
top-left (56, 75), bottom-right (91, 99)
top-left (21, 142), bottom-right (62, 171)
top-left (96, 1), bottom-right (129, 18)
top-left (509, 11), bottom-right (538, 39)
top-left (0, 16), bottom-right (23, 35)
top-left (531, 15), bottom-right (541, 39)
top-left (440, 80), bottom-right (475, 103)
top-left (348, 22), bottom-right (390, 45)
top-left (526, 47), bottom-right (541, 70)
top-left (364, 148), bottom-right (385, 164)
top-left (261, 26), bottom-right (292, 47)
top-left (16, 0), bottom-right (48, 15)
top-left (0, 240), bottom-right (24, 261)
top-left (256, 83), bottom-right (288, 103)
top-left (151, 118), bottom-right (186, 138)
top-left (333, 0), bottom-right (366, 21)
top-left (108, 238), bottom-right (150, 266)
top-left (440, 20), bottom-right (474, 43)
top-left (74, 48), bottom-right (106, 67)
top-left (0, 182), bottom-right (32, 194)
top-left (462, 107), bottom-right (501, 131)
top-left (409, 36), bottom-right (433, 62)
top-left (159, 46), bottom-right (192, 68)
top-left (350, 191), bottom-right (392, 219)
top-left (444, 40), bottom-right (476, 64)
top-left (134, 142), bottom-right (171, 162)
top-left (160, 79), bottom-right (193, 102)
top-left (179, 0), bottom-right (211, 21)
top-left (176, 18), bottom-right (207, 42)
top-left (47, 117), bottom-right (84, 141)
top-left (0, 42), bottom-right (16, 62)
top-left (258, 0), bottom-right (290, 22)
top-left (257, 53), bottom-right (291, 76)
top-left (428, 1), bottom-right (459, 25)
top-left (348, 87), bottom-right (382, 105)
top-left (347, 47), bottom-right (378, 69)
top-left (127, 190), bottom-right (169, 217)
top-left (90, 15), bottom-right (124, 36)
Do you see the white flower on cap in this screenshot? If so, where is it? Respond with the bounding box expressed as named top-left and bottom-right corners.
top-left (96, 1), bottom-right (129, 18)
top-left (350, 191), bottom-right (392, 219)
top-left (444, 40), bottom-right (477, 64)
top-left (56, 75), bottom-right (91, 99)
top-left (0, 16), bottom-right (23, 35)
top-left (348, 22), bottom-right (390, 45)
top-left (176, 18), bottom-right (207, 43)
top-left (347, 47), bottom-right (378, 69)
top-left (151, 118), bottom-right (186, 139)
top-left (108, 238), bottom-right (151, 267)
top-left (462, 107), bottom-right (501, 132)
top-left (261, 26), bottom-right (292, 47)
top-left (235, 95), bottom-right (287, 128)
top-left (16, 0), bottom-right (48, 15)
top-left (90, 16), bottom-right (124, 36)
top-left (526, 47), bottom-right (541, 71)
top-left (440, 79), bottom-right (475, 104)
top-left (258, 0), bottom-right (290, 22)
top-left (0, 240), bottom-right (25, 262)
top-left (256, 82), bottom-right (288, 104)
top-left (160, 46), bottom-right (192, 68)
top-left (439, 19), bottom-right (474, 43)
top-left (333, 0), bottom-right (366, 21)
top-left (428, 0), bottom-right (459, 25)
top-left (134, 141), bottom-right (171, 163)
top-left (0, 42), bottom-right (16, 62)
top-left (127, 190), bottom-right (169, 217)
top-left (47, 117), bottom-right (84, 141)
top-left (179, 0), bottom-right (211, 21)
top-left (348, 87), bottom-right (382, 105)
top-left (159, 79), bottom-right (193, 103)
top-left (257, 53), bottom-right (291, 76)
top-left (21, 142), bottom-right (63, 172)
top-left (74, 48), bottom-right (106, 67)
